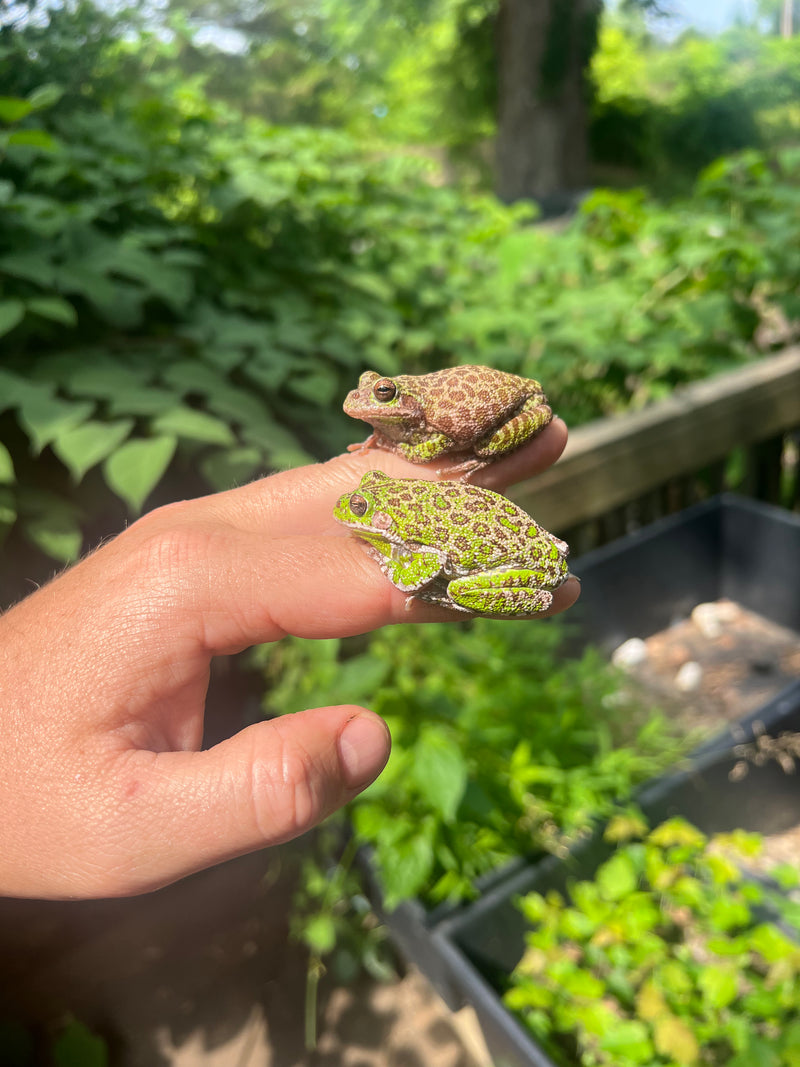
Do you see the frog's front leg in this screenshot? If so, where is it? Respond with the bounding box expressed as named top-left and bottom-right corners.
top-left (398, 432), bottom-right (453, 464)
top-left (447, 569), bottom-right (557, 617)
top-left (379, 542), bottom-right (447, 593)
top-left (473, 398), bottom-right (553, 460)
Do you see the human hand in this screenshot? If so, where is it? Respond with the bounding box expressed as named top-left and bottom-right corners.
top-left (0, 420), bottom-right (578, 898)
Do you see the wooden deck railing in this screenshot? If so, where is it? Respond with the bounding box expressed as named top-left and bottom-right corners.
top-left (513, 347), bottom-right (800, 554)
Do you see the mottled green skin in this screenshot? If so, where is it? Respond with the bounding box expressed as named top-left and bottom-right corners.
top-left (344, 365), bottom-right (552, 473)
top-left (334, 471), bottom-right (570, 616)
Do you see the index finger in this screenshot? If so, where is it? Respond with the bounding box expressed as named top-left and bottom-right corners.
top-left (178, 417), bottom-right (569, 540)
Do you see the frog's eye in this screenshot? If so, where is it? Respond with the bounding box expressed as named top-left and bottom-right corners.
top-left (349, 494), bottom-right (369, 517)
top-left (372, 378), bottom-right (398, 403)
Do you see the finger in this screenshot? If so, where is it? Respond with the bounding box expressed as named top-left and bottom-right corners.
top-left (157, 418), bottom-right (570, 541)
top-left (96, 706), bottom-right (391, 896)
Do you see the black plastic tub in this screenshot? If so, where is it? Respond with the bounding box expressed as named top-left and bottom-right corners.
top-left (376, 495), bottom-right (800, 1007)
top-left (432, 686), bottom-right (800, 1067)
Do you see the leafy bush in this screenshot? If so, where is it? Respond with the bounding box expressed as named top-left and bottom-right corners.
top-left (506, 814), bottom-right (800, 1067)
top-left (1, 3), bottom-right (799, 577)
top-left (258, 620), bottom-right (691, 909)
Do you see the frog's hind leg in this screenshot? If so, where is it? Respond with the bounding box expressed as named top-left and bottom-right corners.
top-left (447, 570), bottom-right (556, 617)
top-left (473, 400), bottom-right (553, 460)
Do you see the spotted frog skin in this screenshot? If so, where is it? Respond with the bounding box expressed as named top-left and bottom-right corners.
top-left (344, 365), bottom-right (552, 475)
top-left (334, 471), bottom-right (570, 617)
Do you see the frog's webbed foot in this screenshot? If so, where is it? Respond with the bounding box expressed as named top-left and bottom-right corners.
top-left (346, 433), bottom-right (380, 454)
top-left (435, 455), bottom-right (489, 479)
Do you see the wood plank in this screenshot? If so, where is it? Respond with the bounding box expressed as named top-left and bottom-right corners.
top-left (513, 348), bottom-right (800, 532)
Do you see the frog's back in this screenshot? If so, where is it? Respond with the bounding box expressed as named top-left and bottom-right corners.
top-left (411, 365), bottom-right (542, 444)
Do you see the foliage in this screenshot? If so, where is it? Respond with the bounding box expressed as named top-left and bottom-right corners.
top-left (0, 1016), bottom-right (108, 1067)
top-left (506, 815), bottom-right (800, 1067)
top-left (591, 17), bottom-right (800, 184)
top-left (258, 619), bottom-right (691, 910)
top-left (1, 3), bottom-right (799, 573)
top-left (0, 3), bottom-right (525, 564)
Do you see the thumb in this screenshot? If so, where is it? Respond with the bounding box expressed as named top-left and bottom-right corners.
top-left (103, 706), bottom-right (391, 896)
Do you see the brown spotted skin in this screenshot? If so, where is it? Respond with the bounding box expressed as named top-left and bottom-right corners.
top-left (343, 365), bottom-right (552, 470)
top-left (333, 471), bottom-right (570, 616)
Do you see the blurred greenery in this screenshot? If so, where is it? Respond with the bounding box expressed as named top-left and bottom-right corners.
top-left (1, 0), bottom-right (799, 571)
top-left (256, 619), bottom-right (693, 909)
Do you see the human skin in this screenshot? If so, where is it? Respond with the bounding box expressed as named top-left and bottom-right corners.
top-left (0, 420), bottom-right (578, 900)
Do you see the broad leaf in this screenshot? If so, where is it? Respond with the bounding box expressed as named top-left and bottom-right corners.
top-left (103, 436), bottom-right (177, 513)
top-left (152, 407), bottom-right (236, 446)
top-left (0, 442), bottom-right (15, 484)
top-left (410, 726), bottom-right (468, 822)
top-left (0, 97), bottom-right (32, 122)
top-left (26, 296), bottom-right (78, 326)
top-left (52, 419), bottom-right (134, 482)
top-left (17, 392), bottom-right (95, 454)
top-left (0, 299), bottom-right (25, 337)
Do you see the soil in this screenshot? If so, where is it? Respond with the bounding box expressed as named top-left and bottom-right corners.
top-left (2, 600), bottom-right (797, 1067)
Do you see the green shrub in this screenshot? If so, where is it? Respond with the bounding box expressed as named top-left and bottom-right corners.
top-left (258, 620), bottom-right (691, 909)
top-left (506, 814), bottom-right (800, 1067)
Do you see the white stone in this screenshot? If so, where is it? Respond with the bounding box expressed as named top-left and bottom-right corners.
top-left (675, 660), bottom-right (703, 692)
top-left (611, 637), bottom-right (648, 670)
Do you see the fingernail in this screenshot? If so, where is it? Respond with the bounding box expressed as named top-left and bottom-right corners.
top-left (338, 714), bottom-right (390, 788)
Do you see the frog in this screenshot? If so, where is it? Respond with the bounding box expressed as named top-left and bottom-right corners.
top-left (343, 365), bottom-right (553, 475)
top-left (333, 470), bottom-right (570, 617)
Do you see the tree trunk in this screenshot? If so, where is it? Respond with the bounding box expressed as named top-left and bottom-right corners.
top-left (495, 0), bottom-right (601, 208)
top-left (781, 0), bottom-right (793, 37)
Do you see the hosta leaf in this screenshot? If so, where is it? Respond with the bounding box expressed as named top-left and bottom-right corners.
top-left (52, 419), bottom-right (134, 482)
top-left (0, 299), bottom-right (26, 337)
top-left (103, 436), bottom-right (177, 514)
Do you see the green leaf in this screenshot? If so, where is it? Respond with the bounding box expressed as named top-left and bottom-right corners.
top-left (0, 485), bottom-right (16, 530)
top-left (103, 436), bottom-right (177, 513)
top-left (410, 726), bottom-right (468, 822)
top-left (598, 1020), bottom-right (654, 1063)
top-left (27, 83), bottom-right (64, 110)
top-left (654, 1015), bottom-right (700, 1064)
top-left (24, 511), bottom-right (83, 562)
top-left (152, 407), bottom-right (236, 446)
top-left (0, 441), bottom-right (15, 485)
top-left (17, 392), bottom-right (95, 454)
top-left (697, 964), bottom-right (739, 1010)
top-left (8, 129), bottom-right (56, 150)
top-left (0, 97), bottom-right (32, 122)
top-left (377, 821), bottom-right (436, 909)
top-left (301, 914), bottom-right (337, 954)
top-left (596, 851), bottom-right (639, 901)
top-left (199, 447), bottom-right (263, 491)
top-left (26, 296), bottom-right (77, 326)
top-left (52, 420), bottom-right (134, 482)
top-left (0, 299), bottom-right (26, 337)
top-left (52, 1018), bottom-right (108, 1067)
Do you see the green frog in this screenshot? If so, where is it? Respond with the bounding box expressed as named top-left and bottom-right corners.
top-left (344, 365), bottom-right (552, 475)
top-left (334, 471), bottom-right (569, 617)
